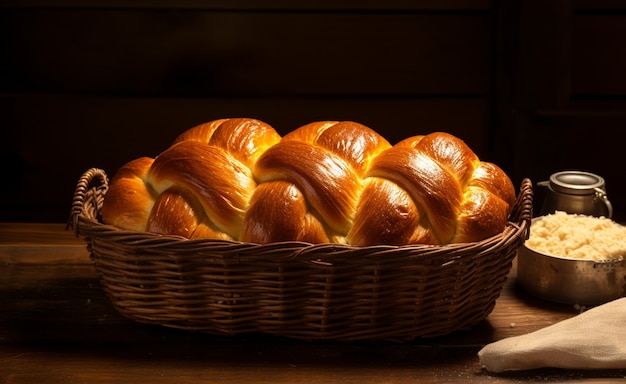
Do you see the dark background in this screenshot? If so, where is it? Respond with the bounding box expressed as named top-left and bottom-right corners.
top-left (1, 0), bottom-right (625, 223)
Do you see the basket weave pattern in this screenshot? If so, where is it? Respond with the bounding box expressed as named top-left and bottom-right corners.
top-left (70, 168), bottom-right (532, 341)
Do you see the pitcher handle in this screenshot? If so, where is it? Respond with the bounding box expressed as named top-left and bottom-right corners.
top-left (594, 187), bottom-right (613, 219)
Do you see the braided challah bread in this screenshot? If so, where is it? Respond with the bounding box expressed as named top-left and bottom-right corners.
top-left (101, 118), bottom-right (516, 246)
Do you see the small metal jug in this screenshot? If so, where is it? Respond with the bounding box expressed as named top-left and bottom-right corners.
top-left (538, 171), bottom-right (612, 218)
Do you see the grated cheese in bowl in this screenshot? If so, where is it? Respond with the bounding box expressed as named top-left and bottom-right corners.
top-left (526, 211), bottom-right (626, 261)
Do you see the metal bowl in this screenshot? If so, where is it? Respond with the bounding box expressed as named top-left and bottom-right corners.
top-left (517, 231), bottom-right (626, 306)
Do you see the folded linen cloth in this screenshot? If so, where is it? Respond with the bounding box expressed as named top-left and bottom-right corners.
top-left (478, 297), bottom-right (626, 372)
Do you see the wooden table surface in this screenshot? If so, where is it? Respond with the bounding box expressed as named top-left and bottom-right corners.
top-left (1, 222), bottom-right (625, 383)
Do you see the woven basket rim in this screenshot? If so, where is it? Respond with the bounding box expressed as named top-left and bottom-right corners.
top-left (66, 168), bottom-right (533, 340)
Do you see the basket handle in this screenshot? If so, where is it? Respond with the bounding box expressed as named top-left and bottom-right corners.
top-left (511, 178), bottom-right (534, 239)
top-left (67, 168), bottom-right (109, 236)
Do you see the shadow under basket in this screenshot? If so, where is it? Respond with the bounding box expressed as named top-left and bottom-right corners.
top-left (69, 168), bottom-right (533, 341)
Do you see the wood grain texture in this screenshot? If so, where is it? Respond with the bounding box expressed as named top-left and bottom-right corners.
top-left (2, 223), bottom-right (626, 382)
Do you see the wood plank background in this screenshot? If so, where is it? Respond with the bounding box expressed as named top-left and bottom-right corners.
top-left (2, 0), bottom-right (626, 222)
top-left (502, 0), bottom-right (626, 221)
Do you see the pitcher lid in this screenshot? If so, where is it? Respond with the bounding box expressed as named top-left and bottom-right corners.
top-left (549, 171), bottom-right (605, 195)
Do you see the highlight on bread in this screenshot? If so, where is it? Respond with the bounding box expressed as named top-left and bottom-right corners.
top-left (101, 118), bottom-right (516, 246)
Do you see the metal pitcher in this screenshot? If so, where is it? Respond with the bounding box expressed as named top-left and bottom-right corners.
top-left (538, 171), bottom-right (612, 218)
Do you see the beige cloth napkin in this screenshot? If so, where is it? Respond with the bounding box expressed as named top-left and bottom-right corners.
top-left (478, 297), bottom-right (626, 372)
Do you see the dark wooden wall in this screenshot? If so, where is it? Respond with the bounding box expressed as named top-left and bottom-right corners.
top-left (497, 0), bottom-right (626, 221)
top-left (1, 0), bottom-right (626, 223)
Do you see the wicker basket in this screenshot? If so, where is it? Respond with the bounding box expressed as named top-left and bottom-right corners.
top-left (69, 168), bottom-right (533, 341)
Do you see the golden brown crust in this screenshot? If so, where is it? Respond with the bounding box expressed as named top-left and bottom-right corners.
top-left (102, 118), bottom-right (279, 240)
top-left (146, 187), bottom-right (200, 238)
top-left (240, 181), bottom-right (329, 244)
top-left (284, 121), bottom-right (392, 176)
top-left (452, 186), bottom-right (512, 243)
top-left (347, 178), bottom-right (427, 246)
top-left (173, 118), bottom-right (281, 168)
top-left (411, 132), bottom-right (480, 187)
top-left (366, 146), bottom-right (463, 244)
top-left (101, 157), bottom-right (155, 231)
top-left (250, 121), bottom-right (392, 241)
top-left (147, 140), bottom-right (256, 239)
top-left (253, 140), bottom-right (361, 236)
top-left (348, 132), bottom-right (515, 245)
top-left (145, 185), bottom-right (234, 240)
top-left (101, 118), bottom-right (516, 246)
top-left (172, 119), bottom-right (228, 144)
top-left (469, 162), bottom-right (517, 208)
